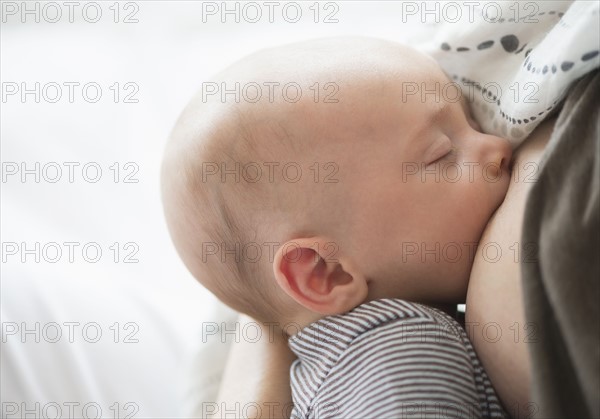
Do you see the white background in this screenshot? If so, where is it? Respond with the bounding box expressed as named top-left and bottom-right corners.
top-left (1, 1), bottom-right (433, 417)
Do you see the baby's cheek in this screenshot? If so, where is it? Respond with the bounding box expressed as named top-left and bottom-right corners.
top-left (451, 185), bottom-right (489, 240)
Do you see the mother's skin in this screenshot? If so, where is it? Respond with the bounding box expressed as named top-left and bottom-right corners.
top-left (216, 118), bottom-right (556, 418)
top-left (466, 116), bottom-right (555, 417)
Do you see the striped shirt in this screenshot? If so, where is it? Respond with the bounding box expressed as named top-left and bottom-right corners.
top-left (288, 298), bottom-right (506, 418)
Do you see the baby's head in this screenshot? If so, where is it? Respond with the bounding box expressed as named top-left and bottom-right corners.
top-left (161, 37), bottom-right (512, 329)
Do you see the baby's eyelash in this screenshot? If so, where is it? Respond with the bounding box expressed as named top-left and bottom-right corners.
top-left (441, 145), bottom-right (459, 162)
top-left (438, 145), bottom-right (457, 161)
top-left (429, 144), bottom-right (457, 165)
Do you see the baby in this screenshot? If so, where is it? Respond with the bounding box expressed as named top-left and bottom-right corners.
top-left (161, 37), bottom-right (511, 418)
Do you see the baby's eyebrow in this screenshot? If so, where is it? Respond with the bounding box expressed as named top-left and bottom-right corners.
top-left (427, 101), bottom-right (451, 126)
top-left (411, 101), bottom-right (452, 151)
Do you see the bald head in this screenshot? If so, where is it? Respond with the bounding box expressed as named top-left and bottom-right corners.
top-left (161, 37), bottom-right (448, 323)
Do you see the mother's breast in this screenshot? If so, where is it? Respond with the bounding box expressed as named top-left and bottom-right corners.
top-left (465, 118), bottom-right (555, 416)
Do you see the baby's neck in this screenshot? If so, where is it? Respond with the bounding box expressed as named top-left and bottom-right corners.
top-left (283, 299), bottom-right (459, 338)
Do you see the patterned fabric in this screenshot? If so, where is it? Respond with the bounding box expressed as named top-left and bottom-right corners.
top-left (288, 298), bottom-right (506, 418)
top-left (422, 0), bottom-right (599, 147)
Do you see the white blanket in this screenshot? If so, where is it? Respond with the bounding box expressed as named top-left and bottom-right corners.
top-left (422, 0), bottom-right (600, 147)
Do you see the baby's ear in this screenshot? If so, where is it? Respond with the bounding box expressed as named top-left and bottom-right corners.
top-left (272, 238), bottom-right (367, 315)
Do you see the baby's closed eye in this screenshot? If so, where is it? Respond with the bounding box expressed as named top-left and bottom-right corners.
top-left (425, 136), bottom-right (452, 164)
top-left (433, 145), bottom-right (458, 165)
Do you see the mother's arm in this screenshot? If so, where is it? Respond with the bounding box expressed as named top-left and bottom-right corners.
top-left (466, 117), bottom-right (556, 417)
top-left (216, 314), bottom-right (296, 419)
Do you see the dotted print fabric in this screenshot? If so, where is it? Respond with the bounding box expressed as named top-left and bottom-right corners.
top-left (423, 0), bottom-right (600, 148)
